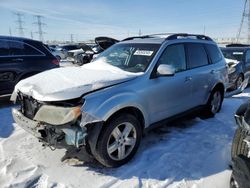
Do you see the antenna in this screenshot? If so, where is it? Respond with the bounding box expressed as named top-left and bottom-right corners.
top-left (33, 15), bottom-right (46, 42)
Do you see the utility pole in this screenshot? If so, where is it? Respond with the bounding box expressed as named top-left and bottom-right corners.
top-left (237, 0), bottom-right (250, 43)
top-left (34, 15), bottom-right (46, 42)
top-left (203, 26), bottom-right (206, 35)
top-left (14, 12), bottom-right (25, 37)
top-left (9, 27), bottom-right (12, 36)
top-left (139, 29), bottom-right (142, 36)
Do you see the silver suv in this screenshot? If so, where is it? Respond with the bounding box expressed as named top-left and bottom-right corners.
top-left (11, 33), bottom-right (228, 167)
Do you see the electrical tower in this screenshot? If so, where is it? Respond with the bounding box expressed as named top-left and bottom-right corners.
top-left (70, 34), bottom-right (74, 43)
top-left (34, 15), bottom-right (46, 42)
top-left (14, 12), bottom-right (25, 37)
top-left (237, 0), bottom-right (250, 43)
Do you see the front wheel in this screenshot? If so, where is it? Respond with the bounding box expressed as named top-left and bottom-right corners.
top-left (94, 114), bottom-right (142, 167)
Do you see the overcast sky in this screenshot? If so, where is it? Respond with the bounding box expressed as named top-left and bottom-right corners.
top-left (0, 0), bottom-right (246, 41)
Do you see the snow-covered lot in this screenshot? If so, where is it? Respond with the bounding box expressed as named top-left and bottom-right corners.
top-left (1, 89), bottom-right (250, 188)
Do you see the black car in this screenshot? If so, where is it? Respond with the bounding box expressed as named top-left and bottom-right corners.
top-left (221, 46), bottom-right (250, 90)
top-left (0, 36), bottom-right (59, 96)
top-left (231, 101), bottom-right (250, 187)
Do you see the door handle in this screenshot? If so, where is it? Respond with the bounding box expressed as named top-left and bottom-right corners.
top-left (185, 76), bottom-right (192, 82)
top-left (12, 58), bottom-right (23, 62)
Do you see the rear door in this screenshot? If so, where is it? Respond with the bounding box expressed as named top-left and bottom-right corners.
top-left (185, 43), bottom-right (211, 107)
top-left (0, 39), bottom-right (15, 95)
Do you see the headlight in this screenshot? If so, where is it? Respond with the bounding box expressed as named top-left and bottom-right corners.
top-left (34, 105), bottom-right (81, 125)
top-left (228, 67), bottom-right (236, 74)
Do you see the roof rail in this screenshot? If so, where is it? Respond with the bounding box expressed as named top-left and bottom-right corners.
top-left (122, 33), bottom-right (213, 42)
top-left (122, 35), bottom-right (153, 41)
top-left (165, 33), bottom-right (213, 41)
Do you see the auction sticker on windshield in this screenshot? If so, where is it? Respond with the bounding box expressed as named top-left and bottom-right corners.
top-left (134, 50), bottom-right (154, 56)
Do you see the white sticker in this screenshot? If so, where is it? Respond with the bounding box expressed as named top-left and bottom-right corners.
top-left (233, 52), bottom-right (243, 55)
top-left (134, 50), bottom-right (154, 56)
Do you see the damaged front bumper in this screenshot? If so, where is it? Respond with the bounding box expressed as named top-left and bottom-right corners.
top-left (12, 108), bottom-right (89, 149)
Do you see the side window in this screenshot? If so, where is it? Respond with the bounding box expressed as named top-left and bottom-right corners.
top-left (8, 41), bottom-right (25, 55)
top-left (23, 44), bottom-right (42, 55)
top-left (187, 43), bottom-right (209, 69)
top-left (0, 40), bottom-right (10, 56)
top-left (205, 44), bottom-right (222, 64)
top-left (158, 44), bottom-right (186, 72)
top-left (9, 41), bottom-right (42, 56)
top-left (245, 50), bottom-right (250, 63)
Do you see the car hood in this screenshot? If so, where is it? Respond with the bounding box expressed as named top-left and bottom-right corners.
top-left (11, 60), bottom-right (142, 102)
top-left (225, 58), bottom-right (240, 66)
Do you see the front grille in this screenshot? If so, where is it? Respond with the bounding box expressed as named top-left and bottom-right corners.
top-left (19, 93), bottom-right (41, 119)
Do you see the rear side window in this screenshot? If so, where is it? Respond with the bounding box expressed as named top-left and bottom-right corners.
top-left (158, 44), bottom-right (186, 72)
top-left (187, 43), bottom-right (209, 69)
top-left (205, 44), bottom-right (222, 64)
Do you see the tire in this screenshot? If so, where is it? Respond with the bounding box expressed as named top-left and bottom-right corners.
top-left (94, 114), bottom-right (142, 167)
top-left (231, 127), bottom-right (249, 159)
top-left (234, 74), bottom-right (244, 90)
top-left (202, 89), bottom-right (223, 118)
top-left (230, 174), bottom-right (238, 188)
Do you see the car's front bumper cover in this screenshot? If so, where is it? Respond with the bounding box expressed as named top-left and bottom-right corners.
top-left (12, 108), bottom-right (43, 139)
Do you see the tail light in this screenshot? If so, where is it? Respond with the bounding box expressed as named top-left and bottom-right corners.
top-left (52, 59), bottom-right (59, 65)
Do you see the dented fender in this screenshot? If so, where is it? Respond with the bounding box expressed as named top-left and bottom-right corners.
top-left (81, 91), bottom-right (149, 128)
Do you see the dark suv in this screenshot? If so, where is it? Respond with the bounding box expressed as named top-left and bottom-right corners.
top-left (221, 46), bottom-right (250, 90)
top-left (0, 36), bottom-right (59, 96)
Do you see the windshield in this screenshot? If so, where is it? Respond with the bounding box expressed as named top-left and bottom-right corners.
top-left (221, 48), bottom-right (244, 61)
top-left (92, 43), bottom-right (160, 73)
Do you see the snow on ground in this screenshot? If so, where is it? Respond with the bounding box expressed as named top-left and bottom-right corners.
top-left (0, 88), bottom-right (249, 188)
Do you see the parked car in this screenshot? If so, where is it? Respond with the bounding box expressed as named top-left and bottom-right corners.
top-left (49, 46), bottom-right (66, 60)
top-left (221, 46), bottom-right (250, 90)
top-left (57, 44), bottom-right (79, 59)
top-left (67, 43), bottom-right (94, 62)
top-left (231, 101), bottom-right (250, 187)
top-left (11, 33), bottom-right (228, 167)
top-left (0, 36), bottom-right (59, 96)
top-left (73, 37), bottom-right (119, 66)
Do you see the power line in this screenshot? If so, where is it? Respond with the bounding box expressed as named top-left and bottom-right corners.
top-left (237, 0), bottom-right (250, 43)
top-left (33, 15), bottom-right (46, 42)
top-left (14, 12), bottom-right (25, 37)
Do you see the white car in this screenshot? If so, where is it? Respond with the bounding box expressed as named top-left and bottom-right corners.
top-left (50, 47), bottom-right (66, 60)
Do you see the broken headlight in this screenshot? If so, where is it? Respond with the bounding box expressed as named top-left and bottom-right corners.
top-left (34, 105), bottom-right (81, 125)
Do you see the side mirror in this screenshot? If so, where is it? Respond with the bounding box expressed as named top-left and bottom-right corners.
top-left (157, 64), bottom-right (175, 76)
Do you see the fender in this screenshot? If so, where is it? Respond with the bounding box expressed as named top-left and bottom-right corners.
top-left (81, 91), bottom-right (150, 128)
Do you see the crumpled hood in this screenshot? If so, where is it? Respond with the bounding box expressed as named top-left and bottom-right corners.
top-left (225, 58), bottom-right (240, 66)
top-left (11, 60), bottom-right (141, 102)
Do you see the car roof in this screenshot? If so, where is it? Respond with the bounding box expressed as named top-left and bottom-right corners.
top-left (0, 35), bottom-right (42, 44)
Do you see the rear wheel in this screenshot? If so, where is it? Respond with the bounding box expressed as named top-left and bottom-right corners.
top-left (94, 114), bottom-right (142, 167)
top-left (202, 89), bottom-right (223, 118)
